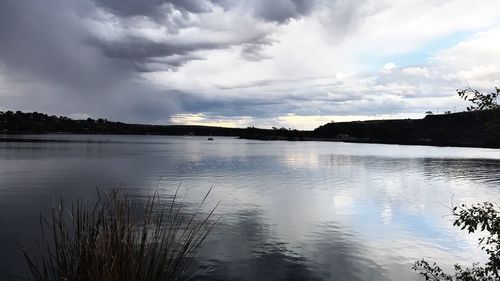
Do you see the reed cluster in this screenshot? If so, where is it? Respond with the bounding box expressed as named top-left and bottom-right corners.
top-left (22, 188), bottom-right (218, 281)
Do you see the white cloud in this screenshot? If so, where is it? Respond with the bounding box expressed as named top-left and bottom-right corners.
top-left (433, 27), bottom-right (500, 88)
top-left (382, 63), bottom-right (397, 72)
top-left (170, 113), bottom-right (255, 128)
top-left (402, 67), bottom-right (430, 78)
top-left (346, 0), bottom-right (500, 56)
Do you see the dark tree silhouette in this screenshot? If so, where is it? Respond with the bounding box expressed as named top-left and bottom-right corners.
top-left (457, 86), bottom-right (499, 111)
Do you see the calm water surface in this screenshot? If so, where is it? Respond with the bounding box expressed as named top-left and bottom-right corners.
top-left (1, 135), bottom-right (500, 280)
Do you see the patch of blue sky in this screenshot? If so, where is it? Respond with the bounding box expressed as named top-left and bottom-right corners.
top-left (360, 31), bottom-right (475, 71)
top-left (394, 31), bottom-right (474, 66)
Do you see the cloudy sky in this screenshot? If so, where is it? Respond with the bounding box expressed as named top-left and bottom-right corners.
top-left (1, 0), bottom-right (499, 129)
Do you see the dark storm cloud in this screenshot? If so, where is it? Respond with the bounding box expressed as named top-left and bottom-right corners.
top-left (178, 94), bottom-right (283, 118)
top-left (177, 90), bottom-right (364, 119)
top-left (240, 36), bottom-right (275, 61)
top-left (87, 0), bottom-right (315, 67)
top-left (0, 0), bottom-right (184, 123)
top-left (0, 0), bottom-right (381, 125)
top-left (0, 0), bottom-right (319, 82)
top-left (94, 38), bottom-right (213, 63)
top-left (0, 0), bottom-right (126, 93)
top-left (92, 0), bottom-right (213, 19)
top-left (1, 0), bottom-right (308, 123)
top-left (252, 0), bottom-right (316, 23)
top-left (92, 0), bottom-right (315, 23)
top-left (134, 54), bottom-right (204, 72)
top-left (91, 30), bottom-right (270, 71)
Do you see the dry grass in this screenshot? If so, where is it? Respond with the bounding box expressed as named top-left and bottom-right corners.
top-left (21, 188), bottom-right (218, 281)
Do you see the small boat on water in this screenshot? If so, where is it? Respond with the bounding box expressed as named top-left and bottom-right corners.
top-left (208, 137), bottom-right (214, 141)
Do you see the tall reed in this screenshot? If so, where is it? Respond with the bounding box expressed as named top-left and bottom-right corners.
top-left (22, 188), bottom-right (218, 281)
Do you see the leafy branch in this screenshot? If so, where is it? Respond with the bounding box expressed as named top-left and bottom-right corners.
top-left (457, 87), bottom-right (500, 111)
top-left (414, 202), bottom-right (500, 281)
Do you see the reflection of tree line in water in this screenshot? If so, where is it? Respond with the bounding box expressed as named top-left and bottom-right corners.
top-left (323, 155), bottom-right (500, 186)
top-left (420, 159), bottom-right (500, 185)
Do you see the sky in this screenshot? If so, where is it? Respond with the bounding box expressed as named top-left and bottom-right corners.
top-left (0, 0), bottom-right (499, 130)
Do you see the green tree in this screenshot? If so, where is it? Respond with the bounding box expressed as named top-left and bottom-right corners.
top-left (414, 202), bottom-right (500, 280)
top-left (457, 86), bottom-right (499, 111)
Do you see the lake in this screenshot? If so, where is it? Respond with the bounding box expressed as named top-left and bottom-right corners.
top-left (1, 134), bottom-right (500, 280)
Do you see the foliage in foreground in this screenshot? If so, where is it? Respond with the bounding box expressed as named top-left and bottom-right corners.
top-left (414, 202), bottom-right (500, 280)
top-left (21, 189), bottom-right (218, 281)
top-left (457, 86), bottom-right (499, 112)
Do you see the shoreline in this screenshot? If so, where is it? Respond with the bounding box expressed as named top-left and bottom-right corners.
top-left (0, 133), bottom-right (496, 150)
top-left (2, 109), bottom-right (500, 149)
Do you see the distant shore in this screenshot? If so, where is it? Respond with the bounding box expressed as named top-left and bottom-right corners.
top-left (1, 110), bottom-right (500, 149)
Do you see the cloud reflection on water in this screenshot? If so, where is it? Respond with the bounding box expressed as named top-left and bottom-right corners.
top-left (1, 136), bottom-right (500, 280)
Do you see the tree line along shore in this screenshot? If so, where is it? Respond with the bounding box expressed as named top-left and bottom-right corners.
top-left (1, 109), bottom-right (500, 148)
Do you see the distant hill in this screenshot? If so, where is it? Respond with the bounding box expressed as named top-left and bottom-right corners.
top-left (312, 110), bottom-right (500, 148)
top-left (2, 110), bottom-right (500, 148)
